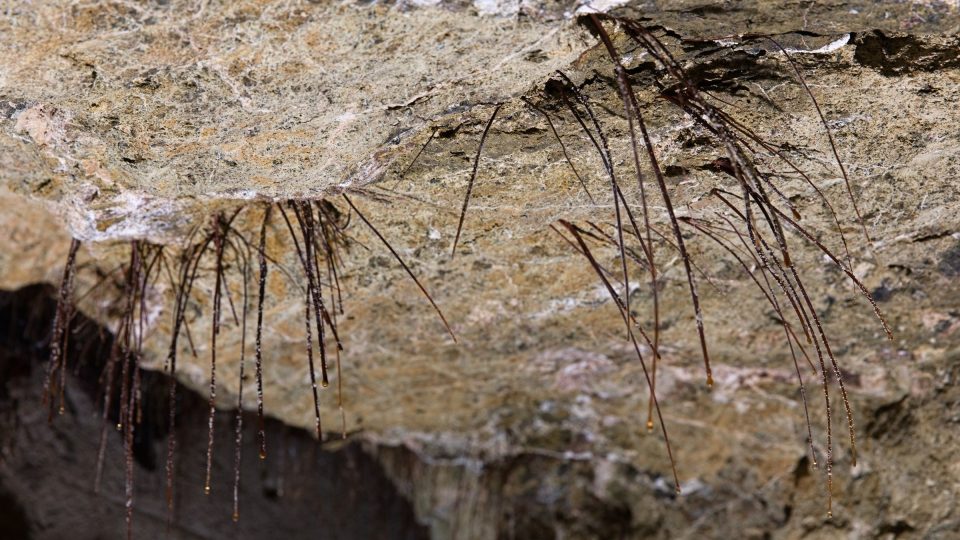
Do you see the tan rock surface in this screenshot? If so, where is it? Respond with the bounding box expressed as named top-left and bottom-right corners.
top-left (2, 1), bottom-right (960, 538)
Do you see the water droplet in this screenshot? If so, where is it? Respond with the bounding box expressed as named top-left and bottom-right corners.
top-left (646, 420), bottom-right (654, 432)
top-left (204, 485), bottom-right (211, 496)
top-left (232, 512), bottom-right (239, 522)
top-left (706, 374), bottom-right (714, 389)
top-left (259, 449), bottom-right (267, 460)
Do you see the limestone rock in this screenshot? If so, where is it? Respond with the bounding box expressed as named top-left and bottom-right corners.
top-left (2, 1), bottom-right (960, 538)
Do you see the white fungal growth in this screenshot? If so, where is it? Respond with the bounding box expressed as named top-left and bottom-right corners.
top-left (574, 0), bottom-right (631, 15)
top-left (782, 34), bottom-right (851, 55)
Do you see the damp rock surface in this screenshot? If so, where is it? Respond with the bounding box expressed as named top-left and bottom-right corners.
top-left (2, 1), bottom-right (960, 539)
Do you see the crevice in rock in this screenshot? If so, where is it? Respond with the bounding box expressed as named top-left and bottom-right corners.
top-left (854, 31), bottom-right (960, 76)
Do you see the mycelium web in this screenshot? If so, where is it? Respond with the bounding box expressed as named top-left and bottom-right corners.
top-left (39, 15), bottom-right (891, 537)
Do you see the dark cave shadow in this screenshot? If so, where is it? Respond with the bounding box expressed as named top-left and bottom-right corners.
top-left (0, 283), bottom-right (428, 540)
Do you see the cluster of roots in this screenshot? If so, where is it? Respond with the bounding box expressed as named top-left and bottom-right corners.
top-left (41, 193), bottom-right (453, 537)
top-left (452, 14), bottom-right (892, 516)
top-left (38, 15), bottom-right (894, 537)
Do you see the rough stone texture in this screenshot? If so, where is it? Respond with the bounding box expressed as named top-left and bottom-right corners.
top-left (2, 1), bottom-right (960, 539)
top-left (0, 0), bottom-right (589, 243)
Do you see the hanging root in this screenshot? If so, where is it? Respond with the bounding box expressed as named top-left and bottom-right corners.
top-left (452, 103), bottom-right (503, 257)
top-left (40, 187), bottom-right (460, 534)
top-left (255, 206), bottom-right (271, 459)
top-left (538, 15), bottom-right (892, 515)
top-left (344, 194), bottom-right (457, 343)
top-left (555, 220), bottom-right (680, 493)
top-left (35, 11), bottom-right (891, 530)
top-left (42, 238), bottom-right (82, 417)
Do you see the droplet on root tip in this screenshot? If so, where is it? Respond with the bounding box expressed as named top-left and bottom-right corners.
top-left (204, 485), bottom-right (211, 496)
top-left (645, 420), bottom-right (654, 432)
